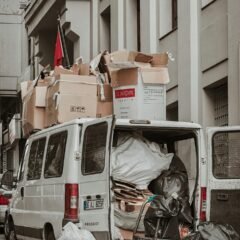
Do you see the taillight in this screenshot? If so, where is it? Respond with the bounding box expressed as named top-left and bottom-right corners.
top-left (200, 187), bottom-right (207, 221)
top-left (0, 195), bottom-right (9, 205)
top-left (64, 184), bottom-right (79, 221)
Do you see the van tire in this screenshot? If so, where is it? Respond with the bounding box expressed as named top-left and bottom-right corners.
top-left (4, 216), bottom-right (16, 240)
top-left (43, 224), bottom-right (56, 240)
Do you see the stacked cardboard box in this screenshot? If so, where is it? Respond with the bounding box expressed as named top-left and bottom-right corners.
top-left (21, 62), bottom-right (113, 137)
top-left (45, 66), bottom-right (113, 127)
top-left (20, 50), bottom-right (170, 137)
top-left (21, 77), bottom-right (54, 137)
top-left (105, 50), bottom-right (170, 120)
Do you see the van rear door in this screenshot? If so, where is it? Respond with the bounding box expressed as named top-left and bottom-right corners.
top-left (79, 117), bottom-right (114, 240)
top-left (207, 127), bottom-right (240, 234)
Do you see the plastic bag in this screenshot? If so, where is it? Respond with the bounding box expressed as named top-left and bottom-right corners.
top-left (114, 226), bottom-right (124, 240)
top-left (198, 222), bottom-right (240, 240)
top-left (114, 207), bottom-right (145, 231)
top-left (58, 222), bottom-right (96, 240)
top-left (112, 134), bottom-right (173, 189)
top-left (183, 232), bottom-right (202, 240)
top-left (144, 195), bottom-right (180, 238)
top-left (148, 164), bottom-right (192, 224)
top-left (183, 222), bottom-right (240, 240)
top-left (148, 156), bottom-right (189, 199)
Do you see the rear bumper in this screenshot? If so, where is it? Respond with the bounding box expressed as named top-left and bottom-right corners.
top-left (62, 218), bottom-right (79, 227)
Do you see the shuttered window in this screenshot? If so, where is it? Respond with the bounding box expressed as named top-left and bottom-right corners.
top-left (214, 84), bottom-right (228, 127)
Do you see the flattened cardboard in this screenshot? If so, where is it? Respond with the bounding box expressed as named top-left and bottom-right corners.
top-left (135, 52), bottom-right (153, 63)
top-left (140, 67), bottom-right (170, 84)
top-left (79, 63), bottom-right (90, 75)
top-left (35, 86), bottom-right (47, 107)
top-left (151, 53), bottom-right (168, 66)
top-left (54, 66), bottom-right (75, 76)
top-left (111, 68), bottom-right (138, 88)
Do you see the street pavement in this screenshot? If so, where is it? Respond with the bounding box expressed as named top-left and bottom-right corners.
top-left (0, 234), bottom-right (4, 239)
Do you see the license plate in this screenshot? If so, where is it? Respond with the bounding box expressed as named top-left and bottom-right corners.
top-left (84, 199), bottom-right (104, 210)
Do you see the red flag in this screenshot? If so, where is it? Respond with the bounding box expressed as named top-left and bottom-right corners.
top-left (54, 29), bottom-right (64, 67)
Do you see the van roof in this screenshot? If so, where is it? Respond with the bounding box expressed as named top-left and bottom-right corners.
top-left (28, 118), bottom-right (201, 139)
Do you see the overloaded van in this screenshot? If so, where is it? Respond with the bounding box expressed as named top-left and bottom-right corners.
top-left (2, 117), bottom-right (240, 240)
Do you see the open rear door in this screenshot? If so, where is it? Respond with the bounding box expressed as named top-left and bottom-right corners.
top-left (78, 117), bottom-right (115, 240)
top-left (207, 126), bottom-right (240, 234)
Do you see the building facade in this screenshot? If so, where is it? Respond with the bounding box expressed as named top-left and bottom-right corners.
top-left (0, 0), bottom-right (240, 172)
top-left (22, 0), bottom-right (239, 129)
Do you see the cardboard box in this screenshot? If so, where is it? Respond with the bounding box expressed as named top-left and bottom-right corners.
top-left (111, 64), bottom-right (169, 120)
top-left (45, 74), bottom-right (113, 127)
top-left (22, 78), bottom-right (51, 137)
top-left (22, 87), bottom-right (47, 137)
top-left (151, 52), bottom-right (168, 67)
top-left (79, 63), bottom-right (90, 75)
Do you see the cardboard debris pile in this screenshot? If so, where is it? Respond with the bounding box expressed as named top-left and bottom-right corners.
top-left (20, 50), bottom-right (170, 137)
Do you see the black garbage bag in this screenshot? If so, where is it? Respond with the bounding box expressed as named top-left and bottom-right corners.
top-left (148, 155), bottom-right (189, 200)
top-left (183, 232), bottom-right (203, 240)
top-left (144, 195), bottom-right (181, 239)
top-left (198, 222), bottom-right (240, 240)
top-left (183, 222), bottom-right (240, 240)
top-left (148, 166), bottom-right (193, 224)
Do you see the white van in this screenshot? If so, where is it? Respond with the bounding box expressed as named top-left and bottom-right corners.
top-left (2, 117), bottom-right (240, 239)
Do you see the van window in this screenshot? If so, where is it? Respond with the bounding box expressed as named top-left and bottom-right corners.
top-left (27, 138), bottom-right (46, 180)
top-left (82, 122), bottom-right (107, 175)
top-left (213, 131), bottom-right (240, 179)
top-left (44, 131), bottom-right (68, 178)
top-left (17, 144), bottom-right (28, 182)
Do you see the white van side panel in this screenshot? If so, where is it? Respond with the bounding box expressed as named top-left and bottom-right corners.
top-left (18, 124), bottom-right (79, 239)
top-left (206, 126), bottom-right (240, 235)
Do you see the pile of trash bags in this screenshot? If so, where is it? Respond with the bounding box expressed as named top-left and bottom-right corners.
top-left (144, 163), bottom-right (192, 240)
top-left (183, 222), bottom-right (240, 240)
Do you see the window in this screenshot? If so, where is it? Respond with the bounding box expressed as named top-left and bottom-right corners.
top-left (17, 144), bottom-right (28, 182)
top-left (159, 0), bottom-right (178, 39)
top-left (27, 138), bottom-right (46, 180)
top-left (214, 84), bottom-right (228, 126)
top-left (213, 132), bottom-right (240, 179)
top-left (172, 0), bottom-right (178, 29)
top-left (82, 122), bottom-right (108, 175)
top-left (44, 131), bottom-right (67, 178)
top-left (100, 6), bottom-right (111, 52)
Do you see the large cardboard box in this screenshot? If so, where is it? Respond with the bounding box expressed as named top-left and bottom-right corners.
top-left (45, 74), bottom-right (113, 127)
top-left (21, 78), bottom-right (52, 137)
top-left (111, 65), bottom-right (169, 120)
top-left (22, 86), bottom-right (47, 137)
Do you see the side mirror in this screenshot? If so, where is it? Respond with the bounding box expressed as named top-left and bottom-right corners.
top-left (1, 170), bottom-right (14, 191)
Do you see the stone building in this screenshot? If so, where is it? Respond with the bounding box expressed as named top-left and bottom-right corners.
top-left (0, 0), bottom-right (240, 173)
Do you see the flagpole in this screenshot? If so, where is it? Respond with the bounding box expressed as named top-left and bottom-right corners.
top-left (57, 16), bottom-right (70, 69)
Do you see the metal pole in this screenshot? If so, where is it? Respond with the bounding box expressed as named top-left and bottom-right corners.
top-left (57, 16), bottom-right (70, 69)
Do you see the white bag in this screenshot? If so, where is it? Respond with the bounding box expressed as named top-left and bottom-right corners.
top-left (58, 222), bottom-right (96, 240)
top-left (112, 134), bottom-right (173, 189)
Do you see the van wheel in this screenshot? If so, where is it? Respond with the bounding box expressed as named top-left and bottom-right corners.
top-left (4, 216), bottom-right (16, 240)
top-left (43, 224), bottom-right (56, 240)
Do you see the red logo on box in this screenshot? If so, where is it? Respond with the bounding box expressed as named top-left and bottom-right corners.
top-left (115, 89), bottom-right (135, 98)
